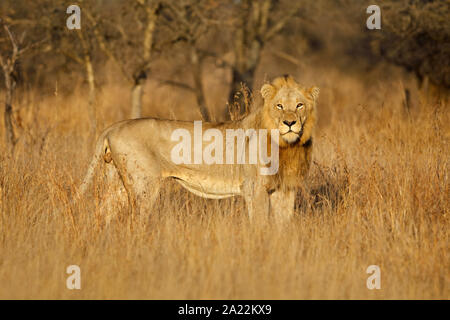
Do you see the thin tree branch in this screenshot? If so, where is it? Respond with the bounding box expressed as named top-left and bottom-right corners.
top-left (60, 49), bottom-right (84, 65)
top-left (3, 24), bottom-right (19, 63)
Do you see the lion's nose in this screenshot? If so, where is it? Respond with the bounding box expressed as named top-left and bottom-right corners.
top-left (283, 120), bottom-right (296, 127)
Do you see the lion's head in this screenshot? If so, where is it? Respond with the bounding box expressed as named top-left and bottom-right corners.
top-left (260, 75), bottom-right (319, 147)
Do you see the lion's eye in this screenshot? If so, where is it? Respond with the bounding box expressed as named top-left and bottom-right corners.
top-left (297, 103), bottom-right (304, 109)
top-left (276, 104), bottom-right (283, 110)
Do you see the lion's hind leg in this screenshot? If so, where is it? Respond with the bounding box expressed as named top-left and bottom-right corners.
top-left (135, 177), bottom-right (161, 225)
top-left (110, 158), bottom-right (161, 226)
top-left (97, 163), bottom-right (128, 225)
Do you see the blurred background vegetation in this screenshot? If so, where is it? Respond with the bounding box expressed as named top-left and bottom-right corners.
top-left (0, 0), bottom-right (448, 150)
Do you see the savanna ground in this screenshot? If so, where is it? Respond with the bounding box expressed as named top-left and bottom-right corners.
top-left (0, 60), bottom-right (448, 299)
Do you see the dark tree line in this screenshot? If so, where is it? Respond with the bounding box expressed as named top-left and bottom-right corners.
top-left (0, 0), bottom-right (449, 151)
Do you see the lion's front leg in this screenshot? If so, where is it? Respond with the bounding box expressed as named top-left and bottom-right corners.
top-left (270, 189), bottom-right (296, 223)
top-left (242, 182), bottom-right (270, 221)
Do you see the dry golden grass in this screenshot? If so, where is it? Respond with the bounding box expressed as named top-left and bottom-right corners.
top-left (0, 68), bottom-right (448, 299)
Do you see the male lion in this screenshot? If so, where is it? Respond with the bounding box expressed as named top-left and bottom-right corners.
top-left (77, 75), bottom-right (319, 222)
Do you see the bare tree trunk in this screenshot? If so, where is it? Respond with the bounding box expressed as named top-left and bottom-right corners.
top-left (3, 73), bottom-right (16, 150)
top-left (86, 3), bottom-right (159, 119)
top-left (226, 0), bottom-right (298, 119)
top-left (0, 23), bottom-right (21, 151)
top-left (190, 48), bottom-right (210, 122)
top-left (403, 88), bottom-right (411, 111)
top-left (0, 22), bottom-right (46, 151)
top-left (130, 1), bottom-right (159, 119)
top-left (228, 38), bottom-right (261, 116)
top-left (84, 57), bottom-right (97, 136)
top-left (421, 76), bottom-right (449, 107)
top-left (78, 30), bottom-right (97, 139)
top-left (227, 0), bottom-right (266, 118)
top-left (130, 80), bottom-right (144, 119)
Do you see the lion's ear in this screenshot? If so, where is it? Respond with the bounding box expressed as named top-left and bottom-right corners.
top-left (308, 86), bottom-right (320, 101)
top-left (261, 84), bottom-right (275, 101)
